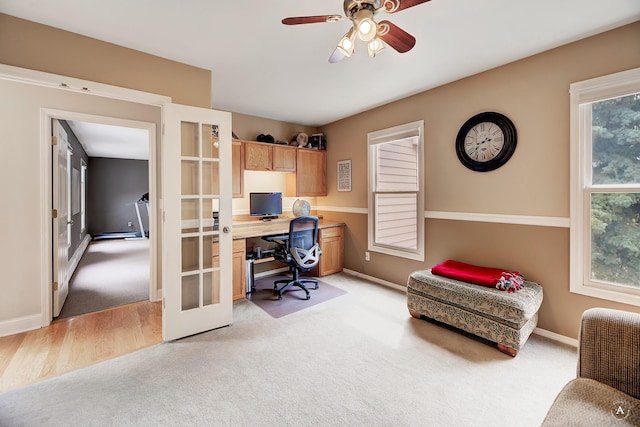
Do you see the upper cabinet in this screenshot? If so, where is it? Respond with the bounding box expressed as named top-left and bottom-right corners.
top-left (241, 140), bottom-right (326, 197)
top-left (244, 141), bottom-right (272, 171)
top-left (272, 145), bottom-right (297, 172)
top-left (294, 149), bottom-right (326, 196)
top-left (244, 141), bottom-right (298, 173)
top-left (232, 140), bottom-right (244, 198)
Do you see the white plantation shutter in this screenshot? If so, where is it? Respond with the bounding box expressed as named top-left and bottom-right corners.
top-left (368, 121), bottom-right (424, 261)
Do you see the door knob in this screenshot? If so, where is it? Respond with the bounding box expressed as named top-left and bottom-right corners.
top-left (67, 220), bottom-right (74, 225)
top-left (223, 226), bottom-right (231, 234)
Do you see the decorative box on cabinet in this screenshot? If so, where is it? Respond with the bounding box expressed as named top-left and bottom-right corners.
top-left (312, 225), bottom-right (344, 277)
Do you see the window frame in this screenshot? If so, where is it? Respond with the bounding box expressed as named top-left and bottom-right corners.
top-left (367, 120), bottom-right (424, 261)
top-left (570, 67), bottom-right (640, 306)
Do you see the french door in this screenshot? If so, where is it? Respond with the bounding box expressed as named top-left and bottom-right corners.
top-left (52, 119), bottom-right (71, 316)
top-left (162, 103), bottom-right (233, 341)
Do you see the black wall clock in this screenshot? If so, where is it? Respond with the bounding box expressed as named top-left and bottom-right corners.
top-left (455, 112), bottom-right (517, 172)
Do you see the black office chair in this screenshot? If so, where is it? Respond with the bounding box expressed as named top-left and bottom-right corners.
top-left (273, 216), bottom-right (322, 300)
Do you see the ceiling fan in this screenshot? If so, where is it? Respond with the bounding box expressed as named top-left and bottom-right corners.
top-left (282, 0), bottom-right (431, 63)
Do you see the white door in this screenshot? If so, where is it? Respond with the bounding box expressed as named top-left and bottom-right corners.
top-left (162, 103), bottom-right (233, 341)
top-left (52, 119), bottom-right (71, 316)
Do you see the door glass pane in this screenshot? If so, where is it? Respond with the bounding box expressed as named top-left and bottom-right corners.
top-left (182, 236), bottom-right (199, 272)
top-left (181, 121), bottom-right (199, 157)
top-left (181, 274), bottom-right (199, 311)
top-left (202, 124), bottom-right (220, 159)
top-left (203, 270), bottom-right (220, 307)
top-left (203, 235), bottom-right (213, 270)
top-left (202, 161), bottom-right (220, 196)
top-left (202, 198), bottom-right (214, 233)
top-left (181, 199), bottom-right (199, 233)
top-left (591, 92), bottom-right (640, 185)
top-left (181, 160), bottom-right (199, 195)
top-left (590, 192), bottom-right (640, 288)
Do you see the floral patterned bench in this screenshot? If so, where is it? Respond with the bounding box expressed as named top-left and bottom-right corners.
top-left (407, 269), bottom-right (543, 357)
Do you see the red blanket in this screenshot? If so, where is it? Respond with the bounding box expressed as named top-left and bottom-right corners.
top-left (431, 259), bottom-right (524, 292)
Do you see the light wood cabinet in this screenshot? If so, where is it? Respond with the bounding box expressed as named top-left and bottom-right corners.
top-left (272, 145), bottom-right (297, 172)
top-left (313, 226), bottom-right (344, 277)
top-left (231, 239), bottom-right (246, 301)
top-left (244, 141), bottom-right (272, 171)
top-left (213, 239), bottom-right (246, 301)
top-left (232, 140), bottom-right (244, 198)
top-left (294, 149), bottom-right (326, 196)
top-left (244, 141), bottom-right (297, 172)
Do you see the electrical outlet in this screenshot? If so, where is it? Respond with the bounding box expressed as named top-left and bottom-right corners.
top-left (365, 251), bottom-right (370, 261)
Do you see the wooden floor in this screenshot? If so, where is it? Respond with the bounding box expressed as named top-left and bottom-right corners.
top-left (0, 301), bottom-right (162, 394)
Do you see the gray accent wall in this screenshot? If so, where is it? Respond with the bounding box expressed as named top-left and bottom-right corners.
top-left (59, 120), bottom-right (89, 258)
top-left (87, 158), bottom-right (149, 236)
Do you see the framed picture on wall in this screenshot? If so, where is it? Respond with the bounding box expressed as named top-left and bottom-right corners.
top-left (337, 159), bottom-right (351, 192)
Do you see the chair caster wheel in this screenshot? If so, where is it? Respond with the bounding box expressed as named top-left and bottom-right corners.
top-left (277, 295), bottom-right (282, 300)
top-left (305, 295), bottom-right (310, 300)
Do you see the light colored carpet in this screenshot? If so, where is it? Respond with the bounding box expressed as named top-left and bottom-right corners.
top-left (58, 239), bottom-right (149, 318)
top-left (0, 273), bottom-right (577, 426)
top-left (250, 274), bottom-right (347, 318)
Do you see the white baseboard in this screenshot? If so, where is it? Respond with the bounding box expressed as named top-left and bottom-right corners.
top-left (343, 268), bottom-right (406, 292)
top-left (533, 327), bottom-right (578, 348)
top-left (67, 234), bottom-right (91, 279)
top-left (0, 314), bottom-right (42, 337)
top-left (343, 269), bottom-right (578, 348)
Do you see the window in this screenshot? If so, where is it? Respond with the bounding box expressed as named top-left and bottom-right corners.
top-left (368, 120), bottom-right (424, 261)
top-left (570, 68), bottom-right (640, 305)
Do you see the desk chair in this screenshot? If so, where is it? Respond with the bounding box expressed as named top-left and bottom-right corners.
top-left (273, 216), bottom-right (322, 300)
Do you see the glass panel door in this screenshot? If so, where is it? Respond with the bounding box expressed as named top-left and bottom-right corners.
top-left (163, 104), bottom-right (232, 341)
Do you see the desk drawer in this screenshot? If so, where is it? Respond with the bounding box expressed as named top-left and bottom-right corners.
top-left (320, 226), bottom-right (343, 239)
top-left (212, 239), bottom-right (246, 257)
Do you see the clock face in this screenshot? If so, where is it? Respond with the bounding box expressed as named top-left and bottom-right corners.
top-left (455, 112), bottom-right (517, 172)
top-left (463, 121), bottom-right (505, 162)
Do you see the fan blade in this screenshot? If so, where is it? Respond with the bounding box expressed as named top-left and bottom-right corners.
top-left (282, 15), bottom-right (342, 25)
top-left (328, 47), bottom-right (346, 63)
top-left (382, 0), bottom-right (431, 13)
top-left (377, 20), bottom-right (416, 53)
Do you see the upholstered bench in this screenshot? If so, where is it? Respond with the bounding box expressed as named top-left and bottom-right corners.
top-left (407, 269), bottom-right (543, 357)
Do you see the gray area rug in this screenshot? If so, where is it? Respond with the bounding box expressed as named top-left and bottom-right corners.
top-left (58, 239), bottom-right (149, 318)
top-left (0, 273), bottom-right (577, 426)
top-left (250, 274), bottom-right (347, 318)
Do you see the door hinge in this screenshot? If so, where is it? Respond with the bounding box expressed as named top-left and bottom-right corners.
top-left (162, 123), bottom-right (165, 136)
top-left (52, 209), bottom-right (58, 219)
top-left (52, 135), bottom-right (57, 146)
top-left (52, 281), bottom-right (58, 291)
top-left (162, 298), bottom-right (165, 309)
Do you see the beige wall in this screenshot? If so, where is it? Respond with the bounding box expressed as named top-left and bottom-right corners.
top-left (0, 14), bottom-right (211, 108)
top-left (319, 21), bottom-right (640, 339)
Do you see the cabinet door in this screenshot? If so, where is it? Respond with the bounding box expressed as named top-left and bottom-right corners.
top-left (297, 149), bottom-right (326, 196)
top-left (232, 239), bottom-right (246, 301)
top-left (232, 140), bottom-right (244, 198)
top-left (316, 226), bottom-right (344, 276)
top-left (272, 145), bottom-right (297, 172)
top-left (244, 141), bottom-right (272, 171)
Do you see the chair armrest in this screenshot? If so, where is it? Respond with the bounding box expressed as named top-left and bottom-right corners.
top-left (577, 307), bottom-right (640, 399)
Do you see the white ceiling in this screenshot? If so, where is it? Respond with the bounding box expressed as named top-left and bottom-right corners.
top-left (67, 121), bottom-right (149, 160)
top-left (2, 0), bottom-right (640, 130)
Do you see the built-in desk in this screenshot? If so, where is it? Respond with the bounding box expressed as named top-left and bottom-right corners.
top-left (229, 217), bottom-right (345, 300)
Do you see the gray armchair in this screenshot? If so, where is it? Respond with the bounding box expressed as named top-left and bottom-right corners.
top-left (542, 308), bottom-right (640, 426)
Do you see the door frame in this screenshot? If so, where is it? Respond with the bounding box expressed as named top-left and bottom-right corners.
top-left (42, 110), bottom-right (159, 322)
top-left (0, 64), bottom-right (171, 327)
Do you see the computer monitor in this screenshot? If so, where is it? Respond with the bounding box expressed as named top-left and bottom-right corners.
top-left (249, 192), bottom-right (282, 220)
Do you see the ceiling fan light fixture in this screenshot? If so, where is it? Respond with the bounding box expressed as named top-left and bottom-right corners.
top-left (367, 37), bottom-right (385, 57)
top-left (336, 27), bottom-right (356, 57)
top-left (353, 9), bottom-right (377, 42)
